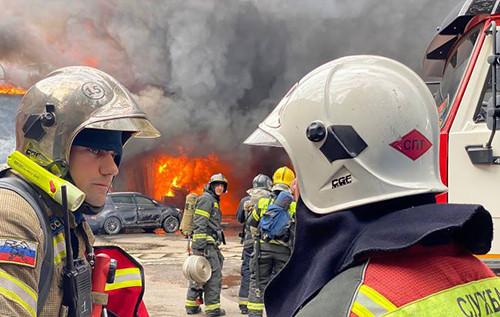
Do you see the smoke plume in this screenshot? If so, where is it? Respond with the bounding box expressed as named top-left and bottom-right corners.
top-left (0, 0), bottom-right (458, 194)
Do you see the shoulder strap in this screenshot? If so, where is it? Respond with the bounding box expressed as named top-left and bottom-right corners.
top-left (0, 176), bottom-right (54, 315)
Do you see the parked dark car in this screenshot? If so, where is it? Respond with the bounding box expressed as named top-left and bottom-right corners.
top-left (85, 192), bottom-right (182, 235)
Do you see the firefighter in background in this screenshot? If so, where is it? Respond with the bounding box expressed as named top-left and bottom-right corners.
top-left (235, 174), bottom-right (272, 314)
top-left (246, 167), bottom-right (296, 317)
top-left (185, 173), bottom-right (228, 317)
top-left (0, 66), bottom-right (159, 316)
top-left (244, 55), bottom-right (500, 317)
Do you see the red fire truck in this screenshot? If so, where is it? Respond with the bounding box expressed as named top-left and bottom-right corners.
top-left (424, 0), bottom-right (500, 263)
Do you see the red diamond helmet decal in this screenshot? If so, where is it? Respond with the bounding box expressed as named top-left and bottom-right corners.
top-left (389, 129), bottom-right (432, 161)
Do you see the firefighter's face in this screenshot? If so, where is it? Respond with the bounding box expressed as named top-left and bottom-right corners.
top-left (69, 146), bottom-right (119, 207)
top-left (214, 183), bottom-right (225, 196)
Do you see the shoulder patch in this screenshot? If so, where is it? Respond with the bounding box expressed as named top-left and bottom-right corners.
top-left (0, 238), bottom-right (38, 268)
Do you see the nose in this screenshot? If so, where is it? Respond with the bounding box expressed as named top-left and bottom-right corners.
top-left (100, 151), bottom-right (119, 177)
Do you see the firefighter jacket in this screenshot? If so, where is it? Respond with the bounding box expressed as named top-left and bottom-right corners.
top-left (236, 195), bottom-right (252, 248)
top-left (0, 172), bottom-right (95, 317)
top-left (192, 189), bottom-right (224, 251)
top-left (247, 194), bottom-right (296, 247)
top-left (263, 193), bottom-right (497, 317)
top-left (237, 189), bottom-right (273, 249)
top-left (94, 246), bottom-right (149, 317)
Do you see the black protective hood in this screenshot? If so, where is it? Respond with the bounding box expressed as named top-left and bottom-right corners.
top-left (264, 194), bottom-right (493, 317)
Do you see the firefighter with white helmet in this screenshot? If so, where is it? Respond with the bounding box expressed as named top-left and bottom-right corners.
top-left (245, 55), bottom-right (499, 317)
top-left (185, 173), bottom-right (228, 316)
top-left (235, 173), bottom-right (273, 314)
top-left (0, 66), bottom-right (159, 316)
top-left (246, 166), bottom-right (297, 317)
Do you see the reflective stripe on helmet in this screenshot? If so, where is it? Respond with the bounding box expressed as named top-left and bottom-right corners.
top-left (0, 269), bottom-right (37, 317)
top-left (105, 267), bottom-right (142, 291)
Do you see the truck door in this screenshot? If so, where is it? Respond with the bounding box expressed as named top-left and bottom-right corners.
top-left (134, 195), bottom-right (160, 224)
top-left (445, 23), bottom-right (500, 254)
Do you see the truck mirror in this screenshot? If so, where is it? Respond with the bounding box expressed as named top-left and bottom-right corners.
top-left (486, 95), bottom-right (500, 130)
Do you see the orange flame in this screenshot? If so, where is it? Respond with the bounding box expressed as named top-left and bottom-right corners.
top-left (152, 153), bottom-right (240, 215)
top-left (0, 83), bottom-right (25, 95)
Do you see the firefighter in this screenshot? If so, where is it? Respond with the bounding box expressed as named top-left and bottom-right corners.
top-left (235, 174), bottom-right (272, 314)
top-left (244, 55), bottom-right (500, 317)
top-left (246, 167), bottom-right (296, 317)
top-left (185, 173), bottom-right (228, 317)
top-left (0, 66), bottom-right (159, 316)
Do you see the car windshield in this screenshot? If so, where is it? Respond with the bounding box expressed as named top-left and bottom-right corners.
top-left (435, 23), bottom-right (483, 128)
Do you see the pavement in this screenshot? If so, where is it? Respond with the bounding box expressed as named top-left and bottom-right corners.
top-left (95, 228), bottom-right (246, 317)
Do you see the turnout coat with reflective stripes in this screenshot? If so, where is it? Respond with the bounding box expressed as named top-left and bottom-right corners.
top-left (192, 190), bottom-right (223, 250)
top-left (295, 244), bottom-right (500, 317)
top-left (263, 194), bottom-right (496, 317)
top-left (0, 173), bottom-right (95, 317)
top-left (247, 196), bottom-right (296, 246)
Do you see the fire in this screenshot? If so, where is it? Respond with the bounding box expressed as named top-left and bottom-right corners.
top-left (152, 152), bottom-right (240, 215)
top-left (0, 83), bottom-right (25, 95)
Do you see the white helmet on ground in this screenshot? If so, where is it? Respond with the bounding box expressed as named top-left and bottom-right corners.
top-left (245, 55), bottom-right (446, 214)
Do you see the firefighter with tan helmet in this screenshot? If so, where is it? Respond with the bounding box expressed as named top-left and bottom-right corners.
top-left (0, 66), bottom-right (159, 316)
top-left (244, 55), bottom-right (500, 317)
top-left (185, 173), bottom-right (228, 317)
top-left (246, 166), bottom-right (296, 317)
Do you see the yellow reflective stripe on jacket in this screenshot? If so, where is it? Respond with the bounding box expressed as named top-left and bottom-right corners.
top-left (195, 209), bottom-right (210, 218)
top-left (105, 267), bottom-right (142, 291)
top-left (0, 269), bottom-right (37, 317)
top-left (214, 202), bottom-right (219, 209)
top-left (192, 233), bottom-right (216, 243)
top-left (205, 303), bottom-right (221, 311)
top-left (385, 277), bottom-right (500, 317)
top-left (185, 299), bottom-right (199, 307)
top-left (53, 232), bottom-right (66, 265)
top-left (352, 284), bottom-right (397, 317)
top-left (252, 209), bottom-right (260, 221)
top-left (257, 198), bottom-right (271, 217)
top-left (248, 302), bottom-right (265, 311)
top-left (289, 201), bottom-right (297, 217)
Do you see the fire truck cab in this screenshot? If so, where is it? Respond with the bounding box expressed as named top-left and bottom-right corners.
top-left (424, 0), bottom-right (500, 260)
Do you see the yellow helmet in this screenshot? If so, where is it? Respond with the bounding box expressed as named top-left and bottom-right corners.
top-left (272, 166), bottom-right (295, 191)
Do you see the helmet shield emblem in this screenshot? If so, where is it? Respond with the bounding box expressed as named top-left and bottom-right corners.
top-left (389, 129), bottom-right (432, 161)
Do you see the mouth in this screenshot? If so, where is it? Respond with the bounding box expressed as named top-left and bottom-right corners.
top-left (93, 183), bottom-right (110, 190)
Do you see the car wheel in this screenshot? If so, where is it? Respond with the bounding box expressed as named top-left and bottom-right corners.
top-left (103, 217), bottom-right (122, 235)
top-left (162, 216), bottom-right (179, 233)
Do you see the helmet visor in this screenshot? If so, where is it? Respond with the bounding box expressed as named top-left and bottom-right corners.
top-left (244, 127), bottom-right (282, 147)
top-left (85, 117), bottom-right (160, 138)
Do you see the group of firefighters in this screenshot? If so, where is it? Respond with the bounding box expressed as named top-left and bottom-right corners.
top-left (183, 166), bottom-right (297, 317)
top-left (0, 53), bottom-right (499, 316)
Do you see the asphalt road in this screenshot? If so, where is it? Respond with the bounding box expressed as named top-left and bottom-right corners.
top-left (95, 229), bottom-right (245, 317)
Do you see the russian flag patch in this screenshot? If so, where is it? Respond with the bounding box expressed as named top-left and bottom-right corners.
top-left (0, 238), bottom-right (38, 268)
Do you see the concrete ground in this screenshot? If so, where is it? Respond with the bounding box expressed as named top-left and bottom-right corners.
top-left (95, 228), bottom-right (246, 317)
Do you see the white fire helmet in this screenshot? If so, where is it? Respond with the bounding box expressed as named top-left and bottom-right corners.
top-left (245, 55), bottom-right (447, 214)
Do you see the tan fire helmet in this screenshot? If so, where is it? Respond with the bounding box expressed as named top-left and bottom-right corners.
top-left (208, 173), bottom-right (228, 193)
top-left (245, 55), bottom-right (447, 214)
top-left (182, 254), bottom-right (212, 285)
top-left (15, 66), bottom-right (160, 176)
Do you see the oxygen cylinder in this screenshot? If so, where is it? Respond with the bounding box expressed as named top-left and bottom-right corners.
top-left (180, 193), bottom-right (198, 236)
